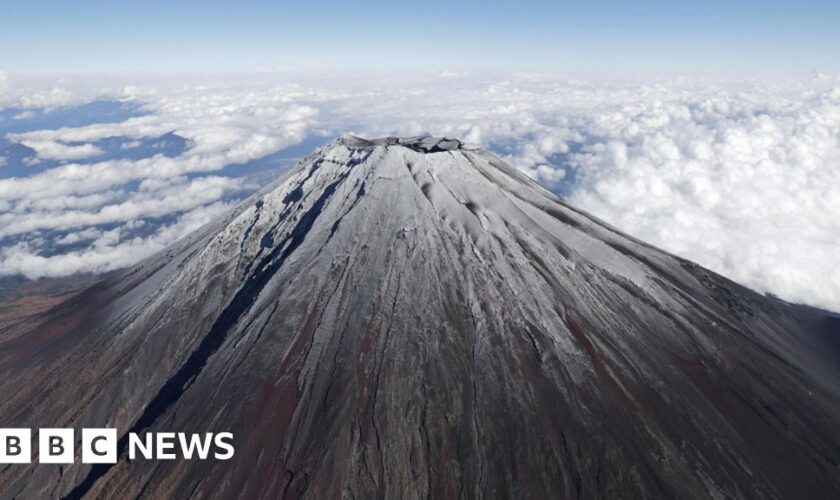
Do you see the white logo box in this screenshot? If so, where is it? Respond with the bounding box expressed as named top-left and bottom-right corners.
top-left (1, 428), bottom-right (117, 464)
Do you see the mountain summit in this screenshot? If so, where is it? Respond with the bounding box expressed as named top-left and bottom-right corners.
top-left (1, 136), bottom-right (839, 499)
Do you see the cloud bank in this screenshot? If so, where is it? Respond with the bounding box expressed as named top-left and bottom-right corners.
top-left (1, 72), bottom-right (838, 312)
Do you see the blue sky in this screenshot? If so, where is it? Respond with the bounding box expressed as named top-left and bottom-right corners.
top-left (1, 0), bottom-right (839, 75)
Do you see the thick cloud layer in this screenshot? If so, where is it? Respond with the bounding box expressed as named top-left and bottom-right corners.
top-left (1, 72), bottom-right (838, 311)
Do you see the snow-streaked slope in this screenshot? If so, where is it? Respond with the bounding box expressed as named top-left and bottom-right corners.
top-left (1, 136), bottom-right (839, 500)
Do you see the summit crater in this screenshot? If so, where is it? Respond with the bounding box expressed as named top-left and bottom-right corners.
top-left (336, 134), bottom-right (470, 154)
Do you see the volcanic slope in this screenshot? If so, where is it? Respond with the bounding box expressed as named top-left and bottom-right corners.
top-left (1, 135), bottom-right (839, 500)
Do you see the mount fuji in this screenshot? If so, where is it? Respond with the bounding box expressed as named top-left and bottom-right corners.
top-left (1, 136), bottom-right (839, 499)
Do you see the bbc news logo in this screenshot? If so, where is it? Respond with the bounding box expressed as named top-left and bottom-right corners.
top-left (0, 429), bottom-right (234, 464)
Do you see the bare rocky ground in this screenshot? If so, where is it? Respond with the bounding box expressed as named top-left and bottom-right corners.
top-left (1, 136), bottom-right (839, 499)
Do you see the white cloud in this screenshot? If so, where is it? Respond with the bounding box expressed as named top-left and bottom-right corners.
top-left (0, 202), bottom-right (231, 279)
top-left (562, 86), bottom-right (840, 311)
top-left (10, 116), bottom-right (170, 144)
top-left (0, 73), bottom-right (121, 109)
top-left (0, 176), bottom-right (243, 237)
top-left (0, 71), bottom-right (839, 312)
top-left (19, 139), bottom-right (104, 161)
